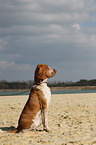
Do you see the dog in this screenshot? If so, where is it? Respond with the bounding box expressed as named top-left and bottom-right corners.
top-left (9, 64), bottom-right (57, 133)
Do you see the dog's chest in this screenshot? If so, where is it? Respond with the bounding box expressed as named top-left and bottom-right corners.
top-left (37, 83), bottom-right (51, 107)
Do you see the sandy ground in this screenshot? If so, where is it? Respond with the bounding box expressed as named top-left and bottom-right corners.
top-left (0, 93), bottom-right (96, 145)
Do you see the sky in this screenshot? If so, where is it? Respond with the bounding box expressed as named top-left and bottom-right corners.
top-left (0, 0), bottom-right (96, 82)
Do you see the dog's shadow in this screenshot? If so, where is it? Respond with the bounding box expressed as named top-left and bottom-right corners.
top-left (0, 126), bottom-right (45, 132)
top-left (0, 126), bottom-right (15, 132)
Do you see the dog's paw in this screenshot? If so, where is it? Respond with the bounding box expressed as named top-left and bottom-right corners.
top-left (44, 127), bottom-right (52, 132)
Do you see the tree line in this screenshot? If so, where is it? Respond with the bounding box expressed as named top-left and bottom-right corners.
top-left (48, 79), bottom-right (96, 87)
top-left (0, 79), bottom-right (96, 89)
top-left (0, 80), bottom-right (34, 89)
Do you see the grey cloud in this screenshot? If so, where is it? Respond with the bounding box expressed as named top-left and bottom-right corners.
top-left (0, 0), bottom-right (96, 81)
top-left (0, 0), bottom-right (92, 28)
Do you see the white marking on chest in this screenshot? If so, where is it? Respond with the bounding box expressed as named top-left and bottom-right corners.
top-left (37, 83), bottom-right (51, 107)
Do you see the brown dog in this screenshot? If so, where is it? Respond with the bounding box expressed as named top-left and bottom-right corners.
top-left (10, 64), bottom-right (57, 133)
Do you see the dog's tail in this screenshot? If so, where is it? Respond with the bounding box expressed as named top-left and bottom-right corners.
top-left (8, 128), bottom-right (19, 133)
top-left (0, 128), bottom-right (19, 133)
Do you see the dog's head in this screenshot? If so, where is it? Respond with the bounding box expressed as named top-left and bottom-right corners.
top-left (34, 64), bottom-right (57, 84)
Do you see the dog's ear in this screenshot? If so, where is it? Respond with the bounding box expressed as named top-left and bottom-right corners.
top-left (38, 66), bottom-right (46, 79)
top-left (34, 65), bottom-right (46, 83)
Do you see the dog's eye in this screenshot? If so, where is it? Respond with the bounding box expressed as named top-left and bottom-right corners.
top-left (47, 68), bottom-right (50, 71)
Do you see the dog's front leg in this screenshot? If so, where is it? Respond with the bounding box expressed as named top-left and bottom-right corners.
top-left (41, 109), bottom-right (51, 132)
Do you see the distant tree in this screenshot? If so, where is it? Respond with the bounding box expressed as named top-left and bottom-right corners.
top-left (0, 79), bottom-right (96, 89)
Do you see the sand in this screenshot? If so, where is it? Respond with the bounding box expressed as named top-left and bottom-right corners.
top-left (0, 93), bottom-right (96, 145)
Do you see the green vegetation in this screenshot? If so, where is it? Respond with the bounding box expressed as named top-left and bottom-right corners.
top-left (0, 79), bottom-right (96, 89)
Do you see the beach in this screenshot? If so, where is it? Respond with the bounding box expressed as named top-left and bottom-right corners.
top-left (0, 93), bottom-right (96, 145)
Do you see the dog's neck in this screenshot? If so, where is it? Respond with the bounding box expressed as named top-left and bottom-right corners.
top-left (34, 78), bottom-right (47, 85)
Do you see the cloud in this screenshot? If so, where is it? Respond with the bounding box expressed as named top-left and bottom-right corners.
top-left (72, 24), bottom-right (80, 31)
top-left (0, 0), bottom-right (96, 81)
top-left (0, 40), bottom-right (8, 51)
top-left (0, 61), bottom-right (34, 81)
top-left (0, 61), bottom-right (31, 70)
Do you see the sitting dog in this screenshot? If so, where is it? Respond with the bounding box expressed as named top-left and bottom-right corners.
top-left (10, 64), bottom-right (57, 133)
